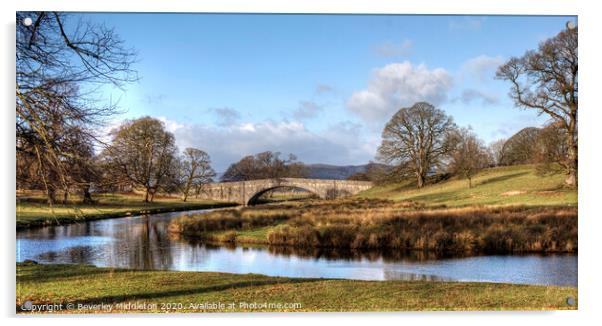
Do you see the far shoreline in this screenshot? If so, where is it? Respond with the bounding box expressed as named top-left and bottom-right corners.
top-left (16, 199), bottom-right (239, 231)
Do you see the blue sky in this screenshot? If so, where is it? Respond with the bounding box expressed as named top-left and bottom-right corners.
top-left (81, 13), bottom-right (576, 171)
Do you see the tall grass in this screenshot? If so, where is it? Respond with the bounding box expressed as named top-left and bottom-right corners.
top-left (169, 198), bottom-right (577, 254)
top-left (268, 206), bottom-right (576, 253)
top-left (168, 208), bottom-right (290, 238)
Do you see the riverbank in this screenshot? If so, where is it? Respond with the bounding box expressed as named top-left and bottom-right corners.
top-left (16, 263), bottom-right (577, 312)
top-left (16, 193), bottom-right (237, 230)
top-left (169, 199), bottom-right (577, 254)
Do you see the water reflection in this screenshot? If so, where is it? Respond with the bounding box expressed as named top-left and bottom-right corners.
top-left (263, 245), bottom-right (450, 262)
top-left (383, 270), bottom-right (453, 282)
top-left (16, 209), bottom-right (577, 286)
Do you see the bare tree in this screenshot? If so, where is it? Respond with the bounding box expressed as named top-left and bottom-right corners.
top-left (101, 117), bottom-right (178, 202)
top-left (496, 25), bottom-right (577, 187)
top-left (221, 155), bottom-right (259, 181)
top-left (179, 148), bottom-right (216, 202)
top-left (533, 121), bottom-right (570, 175)
top-left (448, 128), bottom-right (491, 188)
top-left (16, 12), bottom-right (137, 203)
top-left (488, 139), bottom-right (506, 166)
top-left (377, 102), bottom-right (457, 188)
top-left (16, 121), bottom-right (99, 204)
top-left (59, 127), bottom-right (101, 204)
top-left (221, 151), bottom-right (308, 182)
top-left (500, 127), bottom-right (540, 166)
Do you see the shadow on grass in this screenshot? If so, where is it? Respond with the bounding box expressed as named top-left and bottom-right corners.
top-left (477, 172), bottom-right (530, 187)
top-left (403, 190), bottom-right (465, 204)
top-left (16, 264), bottom-right (133, 283)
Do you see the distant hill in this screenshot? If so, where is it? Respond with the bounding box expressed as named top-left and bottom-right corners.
top-left (306, 163), bottom-right (372, 180)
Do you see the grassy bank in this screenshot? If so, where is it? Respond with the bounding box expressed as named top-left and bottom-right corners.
top-left (169, 165), bottom-right (577, 253)
top-left (16, 193), bottom-right (237, 230)
top-left (169, 200), bottom-right (577, 254)
top-left (360, 165), bottom-right (577, 207)
top-left (16, 263), bottom-right (577, 313)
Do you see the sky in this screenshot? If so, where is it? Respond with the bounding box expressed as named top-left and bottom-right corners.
top-left (79, 13), bottom-right (576, 172)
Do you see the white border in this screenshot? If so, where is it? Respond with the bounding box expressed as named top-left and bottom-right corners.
top-left (8, 0), bottom-right (580, 15)
top-left (2, 1), bottom-right (600, 325)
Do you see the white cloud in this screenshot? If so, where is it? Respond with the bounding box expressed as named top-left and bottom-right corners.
top-left (156, 116), bottom-right (185, 133)
top-left (346, 61), bottom-right (453, 124)
top-left (211, 107), bottom-right (241, 126)
top-left (461, 55), bottom-right (505, 82)
top-left (458, 89), bottom-right (499, 105)
top-left (375, 39), bottom-right (413, 57)
top-left (293, 101), bottom-right (323, 120)
top-left (163, 118), bottom-right (375, 171)
top-left (452, 55), bottom-right (505, 107)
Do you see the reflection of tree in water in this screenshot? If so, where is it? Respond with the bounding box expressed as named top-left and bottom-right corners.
top-left (152, 218), bottom-right (169, 268)
top-left (25, 220), bottom-right (106, 240)
top-left (266, 246), bottom-right (461, 262)
top-left (164, 226), bottom-right (207, 267)
top-left (175, 234), bottom-right (469, 264)
top-left (382, 270), bottom-right (454, 282)
top-left (20, 223), bottom-right (69, 240)
top-left (36, 245), bottom-right (98, 264)
top-left (129, 215), bottom-right (219, 270)
top-left (125, 215), bottom-right (175, 270)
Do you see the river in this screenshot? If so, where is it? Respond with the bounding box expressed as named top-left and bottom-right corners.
top-left (16, 209), bottom-right (577, 286)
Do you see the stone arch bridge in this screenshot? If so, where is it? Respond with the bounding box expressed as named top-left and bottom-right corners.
top-left (198, 178), bottom-right (373, 205)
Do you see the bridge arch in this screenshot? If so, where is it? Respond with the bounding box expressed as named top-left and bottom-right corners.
top-left (246, 185), bottom-right (319, 206)
top-left (198, 178), bottom-right (373, 205)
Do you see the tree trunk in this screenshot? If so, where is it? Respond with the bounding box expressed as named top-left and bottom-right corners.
top-left (468, 177), bottom-right (472, 189)
top-left (182, 168), bottom-right (195, 202)
top-left (62, 190), bottom-right (69, 204)
top-left (82, 185), bottom-right (94, 204)
top-left (47, 188), bottom-right (56, 205)
top-left (182, 180), bottom-right (191, 202)
top-left (565, 140), bottom-right (577, 187)
top-left (416, 172), bottom-right (425, 188)
top-left (565, 123), bottom-right (578, 188)
top-left (149, 188), bottom-right (156, 203)
top-left (144, 188), bottom-right (150, 203)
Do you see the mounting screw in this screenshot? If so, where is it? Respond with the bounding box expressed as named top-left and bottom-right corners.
top-left (566, 296), bottom-right (576, 306)
top-left (566, 21), bottom-right (576, 30)
top-left (22, 300), bottom-right (33, 310)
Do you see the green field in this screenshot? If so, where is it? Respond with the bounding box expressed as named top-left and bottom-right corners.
top-left (16, 263), bottom-right (577, 313)
top-left (16, 193), bottom-right (236, 229)
top-left (359, 165), bottom-right (577, 207)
